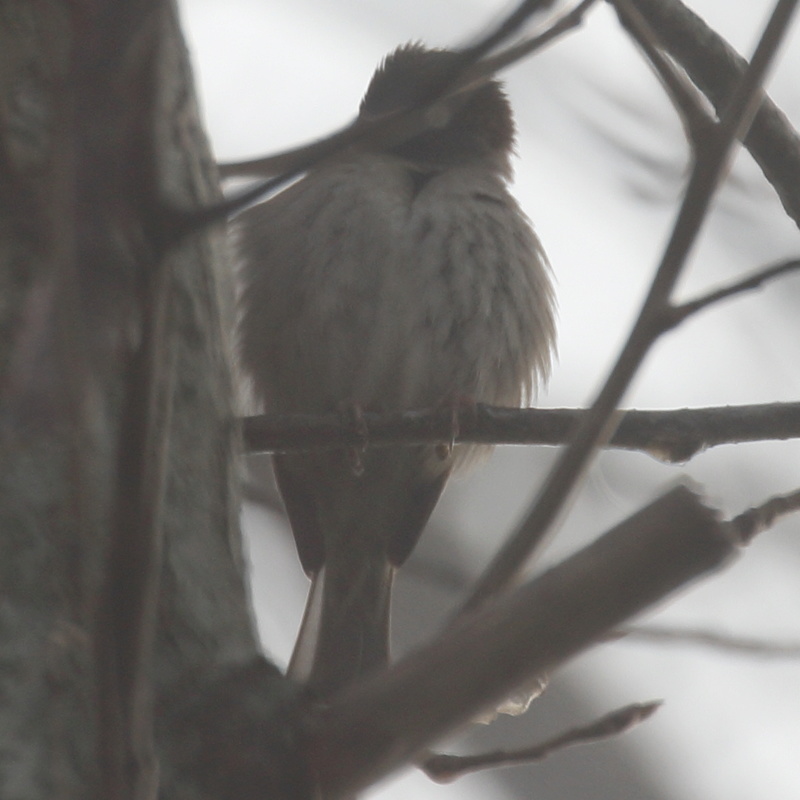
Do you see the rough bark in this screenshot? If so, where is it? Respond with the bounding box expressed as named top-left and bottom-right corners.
top-left (0, 3), bottom-right (285, 798)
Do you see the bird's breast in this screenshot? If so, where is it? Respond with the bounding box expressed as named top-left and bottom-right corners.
top-left (237, 156), bottom-right (554, 416)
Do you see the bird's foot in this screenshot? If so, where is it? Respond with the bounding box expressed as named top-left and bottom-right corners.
top-left (435, 396), bottom-right (475, 460)
top-left (339, 401), bottom-right (368, 476)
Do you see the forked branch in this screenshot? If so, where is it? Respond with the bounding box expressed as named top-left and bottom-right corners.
top-left (462, 0), bottom-right (799, 612)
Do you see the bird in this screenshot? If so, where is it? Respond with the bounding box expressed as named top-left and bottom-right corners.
top-left (234, 43), bottom-right (556, 697)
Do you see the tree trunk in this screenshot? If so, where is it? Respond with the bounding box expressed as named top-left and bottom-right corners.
top-left (0, 3), bottom-right (296, 798)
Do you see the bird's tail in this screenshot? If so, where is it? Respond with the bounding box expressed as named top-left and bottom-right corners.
top-left (288, 551), bottom-right (394, 697)
top-left (276, 448), bottom-right (448, 697)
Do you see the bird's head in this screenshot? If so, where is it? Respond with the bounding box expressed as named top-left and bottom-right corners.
top-left (359, 43), bottom-right (515, 171)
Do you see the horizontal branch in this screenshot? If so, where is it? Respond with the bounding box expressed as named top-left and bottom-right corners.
top-left (242, 401), bottom-right (800, 463)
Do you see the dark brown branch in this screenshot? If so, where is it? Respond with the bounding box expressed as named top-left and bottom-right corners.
top-left (242, 401), bottom-right (800, 462)
top-left (422, 700), bottom-right (661, 781)
top-left (302, 487), bottom-right (737, 799)
top-left (631, 0), bottom-right (800, 229)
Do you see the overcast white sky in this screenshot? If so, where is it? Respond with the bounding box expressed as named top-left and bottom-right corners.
top-left (177, 2), bottom-right (800, 798)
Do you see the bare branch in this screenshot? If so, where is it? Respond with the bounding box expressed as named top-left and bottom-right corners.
top-left (199, 0), bottom-right (598, 230)
top-left (422, 701), bottom-right (662, 781)
top-left (712, 1), bottom-right (797, 150)
top-left (730, 486), bottom-right (800, 544)
top-left (610, 0), bottom-right (716, 145)
top-left (215, 0), bottom-right (564, 183)
top-left (303, 487), bottom-right (735, 799)
top-left (669, 258), bottom-right (800, 325)
top-left (461, 0), bottom-right (798, 613)
top-left (631, 0), bottom-right (800, 229)
top-left (240, 247), bottom-right (800, 462)
top-left (477, 0), bottom-right (601, 75)
top-left (620, 625), bottom-right (800, 658)
top-left (242, 402), bottom-right (800, 462)
top-left (459, 0), bottom-right (558, 60)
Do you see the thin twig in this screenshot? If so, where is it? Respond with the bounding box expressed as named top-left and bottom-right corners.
top-left (422, 701), bottom-right (662, 781)
top-left (620, 624), bottom-right (800, 658)
top-left (190, 0), bottom-right (598, 233)
top-left (460, 0), bottom-right (799, 613)
top-left (610, 0), bottom-right (715, 145)
top-left (214, 0), bottom-right (562, 185)
top-left (669, 257), bottom-right (800, 324)
top-left (729, 486), bottom-right (800, 543)
top-left (476, 0), bottom-right (601, 75)
top-left (460, 0), bottom-right (558, 60)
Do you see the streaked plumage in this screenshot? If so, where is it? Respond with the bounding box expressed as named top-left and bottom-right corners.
top-left (236, 44), bottom-right (556, 696)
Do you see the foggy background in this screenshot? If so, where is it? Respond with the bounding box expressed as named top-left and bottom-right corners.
top-left (176, 2), bottom-right (800, 798)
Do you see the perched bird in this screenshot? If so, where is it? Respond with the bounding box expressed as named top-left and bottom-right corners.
top-left (235, 43), bottom-right (556, 697)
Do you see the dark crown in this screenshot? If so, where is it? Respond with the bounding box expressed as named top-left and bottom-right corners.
top-left (360, 43), bottom-right (515, 168)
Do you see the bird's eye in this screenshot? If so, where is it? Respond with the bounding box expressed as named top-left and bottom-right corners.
top-left (424, 102), bottom-right (453, 130)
